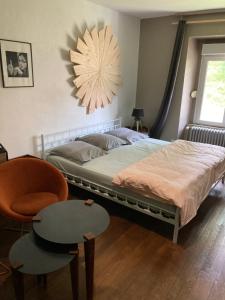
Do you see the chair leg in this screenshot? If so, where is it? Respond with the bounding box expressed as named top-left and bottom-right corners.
top-left (0, 261), bottom-right (11, 276)
top-left (4, 222), bottom-right (31, 234)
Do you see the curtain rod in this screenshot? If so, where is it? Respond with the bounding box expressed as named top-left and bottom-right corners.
top-left (172, 19), bottom-right (225, 25)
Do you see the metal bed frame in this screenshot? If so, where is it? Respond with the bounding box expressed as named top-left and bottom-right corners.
top-left (41, 118), bottom-right (222, 244)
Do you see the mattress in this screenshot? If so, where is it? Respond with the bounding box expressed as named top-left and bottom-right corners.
top-left (113, 139), bottom-right (225, 225)
top-left (46, 138), bottom-right (173, 211)
top-left (47, 138), bottom-right (168, 185)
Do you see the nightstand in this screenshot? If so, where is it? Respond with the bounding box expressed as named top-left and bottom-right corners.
top-left (0, 144), bottom-right (8, 164)
top-left (127, 126), bottom-right (149, 135)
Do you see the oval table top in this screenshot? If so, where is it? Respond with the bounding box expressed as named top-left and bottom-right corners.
top-left (33, 200), bottom-right (110, 245)
top-left (9, 232), bottom-right (73, 275)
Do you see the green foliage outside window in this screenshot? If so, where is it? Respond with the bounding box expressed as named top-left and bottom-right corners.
top-left (204, 61), bottom-right (225, 107)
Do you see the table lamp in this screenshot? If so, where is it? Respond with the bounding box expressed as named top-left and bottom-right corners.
top-left (132, 108), bottom-right (144, 132)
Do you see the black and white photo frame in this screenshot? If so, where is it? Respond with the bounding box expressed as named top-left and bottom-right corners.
top-left (0, 39), bottom-right (34, 87)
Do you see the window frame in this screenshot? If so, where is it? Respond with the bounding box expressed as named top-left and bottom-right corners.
top-left (194, 45), bottom-right (225, 127)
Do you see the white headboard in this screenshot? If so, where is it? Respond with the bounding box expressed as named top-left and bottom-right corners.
top-left (41, 118), bottom-right (122, 158)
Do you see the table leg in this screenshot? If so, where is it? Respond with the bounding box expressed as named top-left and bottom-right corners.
top-left (84, 235), bottom-right (95, 300)
top-left (11, 268), bottom-right (24, 300)
top-left (70, 244), bottom-right (79, 300)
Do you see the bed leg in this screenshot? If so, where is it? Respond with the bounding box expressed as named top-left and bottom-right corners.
top-left (173, 208), bottom-right (180, 244)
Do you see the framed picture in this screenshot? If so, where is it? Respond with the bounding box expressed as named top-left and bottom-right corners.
top-left (0, 39), bottom-right (34, 87)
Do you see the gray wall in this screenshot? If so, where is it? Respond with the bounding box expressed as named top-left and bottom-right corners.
top-left (136, 13), bottom-right (225, 140)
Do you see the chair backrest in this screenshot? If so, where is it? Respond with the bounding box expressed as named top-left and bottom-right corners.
top-left (0, 158), bottom-right (67, 205)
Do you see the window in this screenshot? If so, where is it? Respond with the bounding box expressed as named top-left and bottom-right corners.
top-left (194, 44), bottom-right (225, 127)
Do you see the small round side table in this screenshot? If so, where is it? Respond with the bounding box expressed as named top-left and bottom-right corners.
top-left (33, 200), bottom-right (110, 300)
top-left (9, 232), bottom-right (74, 300)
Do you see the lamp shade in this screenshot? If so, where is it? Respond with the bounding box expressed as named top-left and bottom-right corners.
top-left (132, 108), bottom-right (144, 119)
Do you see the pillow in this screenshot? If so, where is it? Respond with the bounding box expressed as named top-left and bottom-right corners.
top-left (106, 127), bottom-right (148, 144)
top-left (49, 141), bottom-right (105, 163)
top-left (77, 133), bottom-right (127, 151)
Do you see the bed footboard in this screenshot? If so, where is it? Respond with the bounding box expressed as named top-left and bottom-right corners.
top-left (63, 171), bottom-right (181, 243)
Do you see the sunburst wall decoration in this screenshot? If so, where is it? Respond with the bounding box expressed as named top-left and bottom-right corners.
top-left (69, 25), bottom-right (121, 113)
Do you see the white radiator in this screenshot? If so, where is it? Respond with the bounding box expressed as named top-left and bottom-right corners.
top-left (183, 124), bottom-right (225, 147)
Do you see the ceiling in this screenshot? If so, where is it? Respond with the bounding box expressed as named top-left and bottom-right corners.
top-left (89, 0), bottom-right (225, 18)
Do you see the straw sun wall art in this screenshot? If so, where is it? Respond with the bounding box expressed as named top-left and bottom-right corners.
top-left (70, 26), bottom-right (121, 113)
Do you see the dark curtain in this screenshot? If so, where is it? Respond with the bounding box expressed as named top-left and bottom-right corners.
top-left (149, 20), bottom-right (186, 139)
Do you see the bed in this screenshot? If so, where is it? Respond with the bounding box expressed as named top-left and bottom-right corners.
top-left (41, 118), bottom-right (225, 243)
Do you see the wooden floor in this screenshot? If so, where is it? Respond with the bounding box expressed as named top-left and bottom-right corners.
top-left (1, 183), bottom-right (225, 300)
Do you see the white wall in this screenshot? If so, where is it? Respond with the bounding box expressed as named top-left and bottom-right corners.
top-left (0, 0), bottom-right (140, 158)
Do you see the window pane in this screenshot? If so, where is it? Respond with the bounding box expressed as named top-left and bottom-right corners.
top-left (200, 60), bottom-right (225, 123)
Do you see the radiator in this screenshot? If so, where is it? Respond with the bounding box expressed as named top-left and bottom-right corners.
top-left (183, 124), bottom-right (225, 147)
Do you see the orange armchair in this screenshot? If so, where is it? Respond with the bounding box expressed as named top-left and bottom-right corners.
top-left (0, 158), bottom-right (68, 222)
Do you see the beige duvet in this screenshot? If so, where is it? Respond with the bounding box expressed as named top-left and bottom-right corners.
top-left (113, 140), bottom-right (225, 226)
